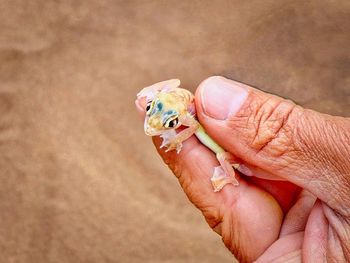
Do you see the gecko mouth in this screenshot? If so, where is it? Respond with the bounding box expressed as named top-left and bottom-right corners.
top-left (144, 126), bottom-right (163, 136)
top-left (144, 117), bottom-right (164, 136)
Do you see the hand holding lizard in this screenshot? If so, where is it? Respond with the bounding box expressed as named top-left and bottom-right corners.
top-left (136, 76), bottom-right (350, 262)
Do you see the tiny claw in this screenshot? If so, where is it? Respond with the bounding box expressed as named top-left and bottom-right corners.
top-left (162, 141), bottom-right (182, 154)
top-left (160, 140), bottom-right (167, 149)
top-left (164, 144), bottom-right (175, 152)
top-left (176, 143), bottom-right (183, 154)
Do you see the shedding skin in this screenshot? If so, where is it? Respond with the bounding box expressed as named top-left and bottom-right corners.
top-left (137, 79), bottom-right (239, 192)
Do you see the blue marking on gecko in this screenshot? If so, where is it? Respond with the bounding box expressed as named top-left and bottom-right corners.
top-left (137, 79), bottom-right (240, 192)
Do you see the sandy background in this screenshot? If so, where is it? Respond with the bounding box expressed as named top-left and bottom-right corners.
top-left (0, 0), bottom-right (349, 262)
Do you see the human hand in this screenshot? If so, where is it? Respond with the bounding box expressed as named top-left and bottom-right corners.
top-left (136, 76), bottom-right (350, 262)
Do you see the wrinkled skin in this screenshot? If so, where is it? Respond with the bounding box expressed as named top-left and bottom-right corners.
top-left (136, 76), bottom-right (350, 263)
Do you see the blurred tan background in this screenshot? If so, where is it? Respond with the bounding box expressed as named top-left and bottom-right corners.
top-left (0, 0), bottom-right (349, 262)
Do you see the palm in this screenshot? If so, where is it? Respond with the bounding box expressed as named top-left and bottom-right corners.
top-left (196, 174), bottom-right (307, 262)
top-left (195, 172), bottom-right (315, 262)
top-left (219, 178), bottom-right (307, 262)
top-left (154, 136), bottom-right (316, 262)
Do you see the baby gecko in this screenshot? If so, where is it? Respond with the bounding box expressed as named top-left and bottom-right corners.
top-left (137, 79), bottom-right (240, 192)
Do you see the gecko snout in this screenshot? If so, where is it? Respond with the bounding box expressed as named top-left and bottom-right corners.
top-left (145, 126), bottom-right (160, 136)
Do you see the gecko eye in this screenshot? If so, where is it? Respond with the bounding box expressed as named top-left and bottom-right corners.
top-left (146, 101), bottom-right (153, 115)
top-left (164, 117), bottom-right (178, 128)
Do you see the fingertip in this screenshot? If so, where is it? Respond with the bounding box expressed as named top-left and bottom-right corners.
top-left (195, 76), bottom-right (249, 120)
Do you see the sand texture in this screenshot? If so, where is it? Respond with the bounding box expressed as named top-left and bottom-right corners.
top-left (0, 1), bottom-right (349, 262)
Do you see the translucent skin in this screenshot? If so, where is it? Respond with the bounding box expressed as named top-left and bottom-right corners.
top-left (136, 76), bottom-right (350, 262)
top-left (143, 88), bottom-right (192, 136)
top-left (137, 79), bottom-right (239, 191)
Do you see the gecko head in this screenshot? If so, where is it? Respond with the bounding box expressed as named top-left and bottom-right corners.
top-left (144, 99), bottom-right (181, 136)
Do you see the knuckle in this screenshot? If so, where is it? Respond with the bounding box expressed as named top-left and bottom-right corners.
top-left (296, 113), bottom-right (350, 212)
top-left (237, 94), bottom-right (298, 159)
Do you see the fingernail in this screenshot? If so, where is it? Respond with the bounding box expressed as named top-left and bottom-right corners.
top-left (200, 76), bottom-right (248, 120)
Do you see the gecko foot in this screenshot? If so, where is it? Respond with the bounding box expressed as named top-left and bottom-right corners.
top-left (210, 152), bottom-right (240, 192)
top-left (160, 131), bottom-right (183, 153)
top-left (137, 79), bottom-right (180, 101)
top-left (164, 142), bottom-right (183, 154)
top-left (211, 166), bottom-right (239, 192)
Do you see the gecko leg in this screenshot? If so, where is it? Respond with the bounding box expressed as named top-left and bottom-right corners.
top-left (163, 125), bottom-right (198, 153)
top-left (162, 115), bottom-right (199, 153)
top-left (137, 79), bottom-right (180, 101)
top-left (211, 152), bottom-right (240, 192)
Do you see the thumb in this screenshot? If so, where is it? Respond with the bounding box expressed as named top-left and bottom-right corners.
top-left (195, 76), bottom-right (350, 214)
